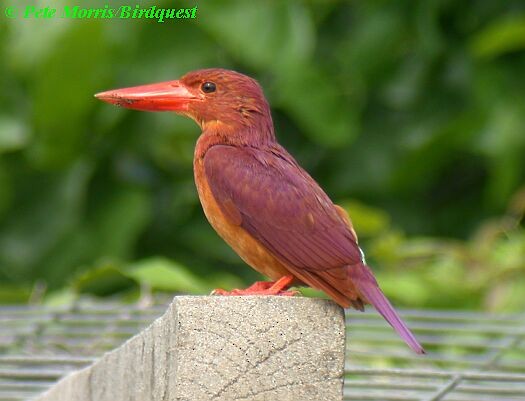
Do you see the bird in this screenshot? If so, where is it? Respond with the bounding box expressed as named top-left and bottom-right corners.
top-left (95, 68), bottom-right (425, 354)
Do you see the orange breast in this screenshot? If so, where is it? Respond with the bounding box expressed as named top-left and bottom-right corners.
top-left (193, 156), bottom-right (292, 281)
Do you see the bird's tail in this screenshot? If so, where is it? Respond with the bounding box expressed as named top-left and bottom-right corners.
top-left (352, 264), bottom-right (425, 354)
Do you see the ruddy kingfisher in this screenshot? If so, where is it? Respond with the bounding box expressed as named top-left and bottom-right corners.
top-left (96, 68), bottom-right (425, 354)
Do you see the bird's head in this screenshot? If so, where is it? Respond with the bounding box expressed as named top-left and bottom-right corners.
top-left (95, 68), bottom-right (274, 138)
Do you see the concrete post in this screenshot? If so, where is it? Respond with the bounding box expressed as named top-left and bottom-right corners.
top-left (35, 296), bottom-right (345, 401)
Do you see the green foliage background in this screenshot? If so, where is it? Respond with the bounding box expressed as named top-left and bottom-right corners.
top-left (0, 0), bottom-right (524, 310)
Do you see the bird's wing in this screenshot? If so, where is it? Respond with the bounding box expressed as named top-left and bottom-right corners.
top-left (203, 144), bottom-right (364, 306)
top-left (204, 144), bottom-right (425, 354)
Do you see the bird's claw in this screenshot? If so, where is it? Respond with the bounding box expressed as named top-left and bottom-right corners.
top-left (211, 276), bottom-right (298, 297)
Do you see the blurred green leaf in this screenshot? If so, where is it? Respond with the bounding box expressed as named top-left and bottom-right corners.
top-left (206, 272), bottom-right (245, 292)
top-left (0, 285), bottom-right (31, 304)
top-left (43, 288), bottom-right (78, 307)
top-left (339, 199), bottom-right (391, 237)
top-left (87, 187), bottom-right (151, 258)
top-left (126, 257), bottom-right (208, 294)
top-left (377, 271), bottom-right (429, 306)
top-left (0, 116), bottom-right (29, 153)
top-left (29, 21), bottom-right (110, 168)
top-left (274, 65), bottom-right (359, 146)
top-left (471, 15), bottom-right (525, 59)
top-left (0, 161), bottom-right (91, 278)
top-left (73, 262), bottom-right (136, 296)
top-left (0, 163), bottom-right (11, 219)
top-left (485, 276), bottom-right (525, 311)
top-left (203, 1), bottom-right (314, 70)
top-left (5, 11), bottom-right (71, 71)
top-left (489, 231), bottom-right (525, 272)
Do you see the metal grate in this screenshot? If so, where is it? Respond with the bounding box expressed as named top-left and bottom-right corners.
top-left (0, 299), bottom-right (523, 401)
top-left (344, 309), bottom-right (525, 400)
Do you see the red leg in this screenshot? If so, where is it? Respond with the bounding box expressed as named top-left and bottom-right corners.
top-left (243, 281), bottom-right (275, 291)
top-left (212, 275), bottom-right (298, 296)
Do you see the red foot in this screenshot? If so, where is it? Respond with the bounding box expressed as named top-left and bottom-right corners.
top-left (212, 275), bottom-right (298, 297)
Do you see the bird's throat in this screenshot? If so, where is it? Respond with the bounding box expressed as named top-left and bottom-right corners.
top-left (195, 122), bottom-right (275, 159)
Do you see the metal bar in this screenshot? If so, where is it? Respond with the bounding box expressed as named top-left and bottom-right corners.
top-left (456, 383), bottom-right (525, 396)
top-left (0, 390), bottom-right (39, 398)
top-left (420, 374), bottom-right (462, 401)
top-left (346, 309), bottom-right (522, 321)
top-left (344, 380), bottom-right (525, 396)
top-left (347, 334), bottom-right (511, 350)
top-left (344, 380), bottom-right (438, 391)
top-left (344, 366), bottom-right (525, 381)
top-left (0, 368), bottom-right (70, 380)
top-left (0, 356), bottom-right (94, 365)
top-left (0, 381), bottom-right (51, 390)
top-left (346, 320), bottom-right (525, 335)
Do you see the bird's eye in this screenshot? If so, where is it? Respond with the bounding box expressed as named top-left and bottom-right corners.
top-left (201, 82), bottom-right (216, 93)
